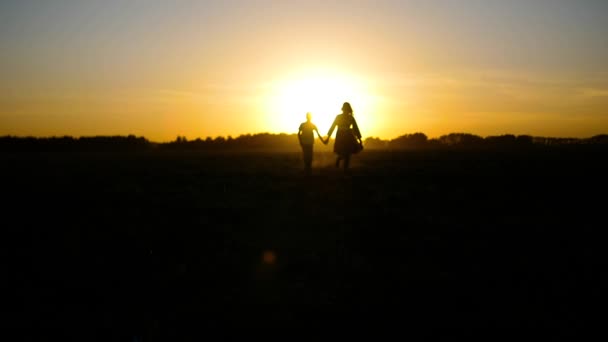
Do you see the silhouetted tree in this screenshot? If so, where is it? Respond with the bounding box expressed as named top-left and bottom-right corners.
top-left (388, 133), bottom-right (428, 149)
top-left (363, 137), bottom-right (388, 149)
top-left (485, 134), bottom-right (517, 148)
top-left (516, 135), bottom-right (534, 146)
top-left (438, 133), bottom-right (483, 148)
top-left (587, 134), bottom-right (608, 145)
top-left (2, 132), bottom-right (606, 152)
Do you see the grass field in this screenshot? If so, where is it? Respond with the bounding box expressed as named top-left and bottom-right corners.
top-left (4, 148), bottom-right (606, 337)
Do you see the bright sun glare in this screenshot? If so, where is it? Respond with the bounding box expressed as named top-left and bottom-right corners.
top-left (267, 71), bottom-right (374, 135)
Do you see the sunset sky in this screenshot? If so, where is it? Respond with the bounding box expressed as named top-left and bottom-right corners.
top-left (1, 0), bottom-right (607, 142)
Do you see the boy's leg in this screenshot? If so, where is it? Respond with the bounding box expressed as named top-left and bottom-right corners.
top-left (303, 145), bottom-right (313, 171)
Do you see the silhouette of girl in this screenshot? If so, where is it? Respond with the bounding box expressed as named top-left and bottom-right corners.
top-left (326, 102), bottom-right (363, 171)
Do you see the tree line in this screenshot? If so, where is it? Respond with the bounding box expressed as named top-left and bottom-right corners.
top-left (1, 132), bottom-right (607, 152)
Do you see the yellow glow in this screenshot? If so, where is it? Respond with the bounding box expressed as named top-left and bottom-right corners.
top-left (265, 70), bottom-right (376, 136)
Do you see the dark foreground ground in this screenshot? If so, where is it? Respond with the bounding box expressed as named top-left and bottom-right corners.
top-left (4, 148), bottom-right (606, 338)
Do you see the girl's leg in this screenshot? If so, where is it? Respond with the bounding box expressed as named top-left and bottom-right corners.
top-left (343, 154), bottom-right (351, 171)
top-left (335, 155), bottom-right (342, 168)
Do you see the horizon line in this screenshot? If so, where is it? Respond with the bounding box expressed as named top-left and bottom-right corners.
top-left (2, 131), bottom-right (607, 144)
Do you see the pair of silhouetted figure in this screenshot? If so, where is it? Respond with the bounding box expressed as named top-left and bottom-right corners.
top-left (298, 102), bottom-right (363, 175)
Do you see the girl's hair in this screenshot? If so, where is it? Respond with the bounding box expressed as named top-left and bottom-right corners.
top-left (342, 102), bottom-right (353, 115)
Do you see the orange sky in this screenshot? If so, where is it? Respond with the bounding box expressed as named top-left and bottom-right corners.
top-left (1, 1), bottom-right (607, 141)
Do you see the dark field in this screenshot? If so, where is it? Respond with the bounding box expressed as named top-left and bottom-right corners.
top-left (4, 148), bottom-right (606, 337)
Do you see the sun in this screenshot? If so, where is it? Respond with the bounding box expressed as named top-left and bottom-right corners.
top-left (266, 70), bottom-right (374, 135)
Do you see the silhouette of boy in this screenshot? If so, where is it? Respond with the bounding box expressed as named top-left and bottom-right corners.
top-left (298, 112), bottom-right (327, 175)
